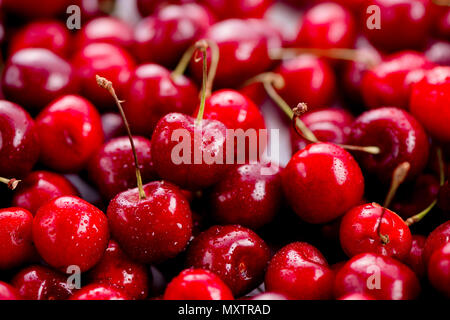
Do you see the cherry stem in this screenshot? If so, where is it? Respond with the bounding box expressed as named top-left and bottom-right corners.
top-left (171, 45), bottom-right (196, 79)
top-left (96, 75), bottom-right (146, 200)
top-left (195, 40), bottom-right (209, 126)
top-left (0, 177), bottom-right (20, 190)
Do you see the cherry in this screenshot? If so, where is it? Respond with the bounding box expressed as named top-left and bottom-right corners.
top-left (431, 4), bottom-right (450, 39)
top-left (133, 3), bottom-right (213, 68)
top-left (70, 284), bottom-right (129, 300)
top-left (425, 40), bottom-right (450, 66)
top-left (201, 0), bottom-right (272, 19)
top-left (0, 100), bottom-right (39, 178)
top-left (428, 242), bottom-right (450, 298)
top-left (337, 293), bottom-right (374, 300)
top-left (339, 203), bottom-right (412, 261)
top-left (364, 0), bottom-right (432, 52)
top-left (404, 235), bottom-right (427, 278)
top-left (265, 242), bottom-right (334, 300)
top-left (36, 95), bottom-right (104, 173)
top-left (208, 162), bottom-right (282, 229)
top-left (0, 207), bottom-right (34, 270)
top-left (9, 20), bottom-right (71, 58)
top-left (0, 282), bottom-right (22, 300)
top-left (2, 48), bottom-right (78, 113)
top-left (11, 171), bottom-right (79, 215)
top-left (32, 196), bottom-right (109, 272)
top-left (163, 269), bottom-right (234, 300)
top-left (1, 0), bottom-right (69, 19)
top-left (72, 43), bottom-right (135, 110)
top-left (186, 225), bottom-right (270, 296)
top-left (136, 0), bottom-right (160, 16)
top-left (88, 240), bottom-right (150, 300)
top-left (409, 66), bottom-right (450, 142)
top-left (101, 112), bottom-right (126, 142)
top-left (361, 51), bottom-right (434, 109)
top-left (294, 2), bottom-right (356, 49)
top-left (282, 142), bottom-right (364, 224)
top-left (349, 107), bottom-right (430, 182)
top-left (423, 220), bottom-right (450, 264)
top-left (11, 265), bottom-right (73, 300)
top-left (334, 253), bottom-right (420, 300)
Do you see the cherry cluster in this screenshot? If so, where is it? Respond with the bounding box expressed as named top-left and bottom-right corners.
top-left (0, 0), bottom-right (449, 301)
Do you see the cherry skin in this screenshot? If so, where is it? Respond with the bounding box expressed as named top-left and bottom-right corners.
top-left (88, 136), bottom-right (157, 200)
top-left (425, 40), bottom-right (450, 66)
top-left (163, 269), bottom-right (234, 300)
top-left (32, 196), bottom-right (109, 272)
top-left (88, 240), bottom-right (150, 300)
top-left (423, 220), bottom-right (450, 264)
top-left (274, 55), bottom-right (336, 110)
top-left (208, 162), bottom-right (282, 229)
top-left (282, 142), bottom-right (364, 224)
top-left (101, 112), bottom-right (126, 142)
top-left (251, 292), bottom-right (289, 300)
top-left (151, 113), bottom-right (229, 190)
top-left (72, 43), bottom-right (135, 110)
top-left (11, 265), bottom-right (73, 300)
top-left (349, 107), bottom-right (429, 182)
top-left (36, 95), bottom-right (104, 173)
top-left (1, 0), bottom-right (69, 19)
top-left (265, 242), bottom-right (335, 300)
top-left (0, 282), bottom-right (22, 300)
top-left (9, 20), bottom-right (71, 58)
top-left (0, 207), bottom-right (34, 270)
top-left (334, 253), bottom-right (420, 300)
top-left (107, 181), bottom-right (192, 264)
top-left (337, 293), bottom-right (374, 300)
top-left (136, 0), bottom-right (160, 16)
top-left (200, 0), bottom-right (272, 20)
top-left (2, 48), bottom-right (77, 113)
top-left (0, 100), bottom-right (39, 178)
top-left (70, 284), bottom-right (129, 300)
top-left (124, 64), bottom-right (198, 137)
top-left (404, 235), bottom-right (427, 278)
top-left (339, 203), bottom-right (412, 261)
top-left (410, 66), bottom-right (450, 142)
top-left (133, 3), bottom-right (213, 67)
top-left (428, 242), bottom-right (450, 298)
top-left (294, 2), bottom-right (356, 49)
top-left (186, 225), bottom-right (270, 296)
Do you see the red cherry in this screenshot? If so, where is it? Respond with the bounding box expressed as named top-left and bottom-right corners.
top-left (11, 265), bottom-right (73, 300)
top-left (36, 95), bottom-right (104, 173)
top-left (72, 43), bottom-right (135, 110)
top-left (164, 269), bottom-right (234, 300)
top-left (425, 40), bottom-right (450, 66)
top-left (9, 20), bottom-right (71, 58)
top-left (88, 240), bottom-right (150, 300)
top-left (0, 207), bottom-right (34, 270)
top-left (208, 162), bottom-right (282, 229)
top-left (334, 253), bottom-right (420, 300)
top-left (265, 242), bottom-right (334, 300)
top-left (70, 284), bottom-right (129, 300)
top-left (340, 203), bottom-right (412, 261)
top-left (201, 0), bottom-right (272, 19)
top-left (101, 112), bottom-right (126, 142)
top-left (349, 107), bottom-right (430, 182)
top-left (32, 196), bottom-right (109, 272)
top-left (404, 234), bottom-right (427, 278)
top-left (12, 171), bottom-right (79, 215)
top-left (2, 48), bottom-right (77, 113)
top-left (107, 181), bottom-right (192, 264)
top-left (186, 225), bottom-right (270, 296)
top-left (423, 220), bottom-right (450, 264)
top-left (294, 2), bottom-right (356, 49)
top-left (1, 0), bottom-right (69, 19)
top-left (410, 66), bottom-right (450, 142)
top-left (136, 0), bottom-right (159, 16)
top-left (0, 100), bottom-right (39, 178)
top-left (337, 293), bottom-right (374, 300)
top-left (124, 64), bottom-right (198, 136)
top-left (282, 142), bottom-right (364, 224)
top-left (428, 242), bottom-right (450, 298)
top-left (0, 282), bottom-right (22, 300)
top-left (432, 5), bottom-right (450, 39)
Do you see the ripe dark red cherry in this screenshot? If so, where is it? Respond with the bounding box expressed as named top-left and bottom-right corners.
top-left (265, 242), bottom-right (334, 300)
top-left (208, 162), bottom-right (282, 229)
top-left (163, 269), bottom-right (234, 300)
top-left (423, 221), bottom-right (450, 264)
top-left (107, 181), bottom-right (192, 264)
top-left (410, 66), bottom-right (450, 142)
top-left (282, 142), bottom-right (364, 224)
top-left (334, 253), bottom-right (421, 300)
top-left (70, 284), bottom-right (129, 300)
top-left (294, 2), bottom-right (356, 49)
top-left (36, 95), bottom-right (104, 173)
top-left (1, 0), bottom-right (69, 19)
top-left (124, 63), bottom-right (198, 136)
top-left (201, 0), bottom-right (272, 19)
top-left (72, 43), bottom-right (135, 110)
top-left (404, 235), bottom-right (427, 278)
top-left (428, 242), bottom-right (450, 298)
top-left (2, 48), bottom-right (77, 113)
top-left (186, 225), bottom-right (270, 296)
top-left (0, 100), bottom-right (39, 178)
top-left (88, 240), bottom-right (150, 300)
top-left (11, 265), bottom-right (73, 300)
top-left (0, 207), bottom-right (34, 270)
top-left (0, 282), bottom-right (22, 300)
top-left (349, 107), bottom-right (429, 182)
top-left (12, 171), bottom-right (79, 215)
top-left (101, 112), bottom-right (126, 142)
top-left (339, 203), bottom-right (412, 261)
top-left (32, 196), bottom-right (109, 272)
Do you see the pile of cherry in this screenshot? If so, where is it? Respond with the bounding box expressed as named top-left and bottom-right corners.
top-left (0, 0), bottom-right (449, 301)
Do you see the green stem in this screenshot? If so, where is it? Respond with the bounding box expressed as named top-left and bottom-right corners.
top-left (195, 43), bottom-right (209, 126)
